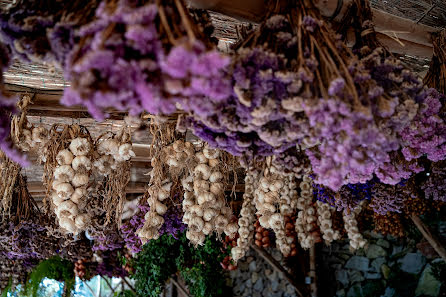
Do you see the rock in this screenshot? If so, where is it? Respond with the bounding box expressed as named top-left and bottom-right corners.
top-left (332, 264), bottom-right (343, 270)
top-left (267, 270), bottom-right (279, 282)
top-left (246, 256), bottom-right (254, 263)
top-left (251, 272), bottom-right (259, 284)
top-left (339, 253), bottom-right (352, 260)
top-left (245, 279), bottom-right (252, 288)
top-left (272, 249), bottom-right (282, 262)
top-left (366, 244), bottom-right (387, 259)
top-left (248, 260), bottom-right (257, 272)
top-left (234, 282), bottom-right (245, 294)
top-left (347, 284), bottom-right (363, 297)
top-left (371, 257), bottom-right (386, 273)
top-left (271, 292), bottom-right (282, 297)
top-left (381, 264), bottom-right (391, 279)
top-left (415, 264), bottom-right (441, 296)
top-left (336, 269), bottom-right (349, 286)
top-left (252, 292), bottom-right (261, 297)
top-left (270, 279), bottom-right (279, 291)
top-left (264, 269), bottom-right (272, 276)
top-left (391, 245), bottom-right (405, 257)
top-left (382, 287), bottom-right (396, 297)
top-left (286, 284), bottom-right (295, 294)
top-left (253, 278), bottom-right (263, 291)
top-left (349, 270), bottom-right (365, 283)
top-left (376, 239), bottom-right (390, 249)
top-left (398, 253), bottom-right (426, 274)
top-left (356, 249), bottom-right (366, 257)
top-left (365, 272), bottom-right (381, 279)
top-left (242, 288), bottom-right (251, 296)
top-left (238, 261), bottom-right (249, 271)
top-left (370, 231), bottom-right (384, 239)
top-left (438, 221), bottom-right (446, 237)
top-left (345, 256), bottom-right (370, 272)
top-left (336, 289), bottom-right (346, 297)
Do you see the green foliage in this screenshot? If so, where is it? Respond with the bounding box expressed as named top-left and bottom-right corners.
top-left (1, 278), bottom-right (12, 297)
top-left (25, 256), bottom-right (75, 297)
top-left (133, 232), bottom-right (228, 297)
top-left (133, 235), bottom-right (179, 297)
top-left (177, 235), bottom-right (227, 297)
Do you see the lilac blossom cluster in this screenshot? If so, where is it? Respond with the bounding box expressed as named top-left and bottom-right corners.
top-left (63, 0), bottom-right (230, 120)
top-left (121, 204), bottom-right (186, 254)
top-left (422, 162), bottom-right (446, 202)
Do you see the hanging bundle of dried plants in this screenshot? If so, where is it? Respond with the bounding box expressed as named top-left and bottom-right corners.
top-left (424, 30), bottom-right (446, 94)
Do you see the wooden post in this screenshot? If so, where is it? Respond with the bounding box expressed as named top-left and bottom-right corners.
top-left (251, 245), bottom-right (307, 297)
top-left (411, 215), bottom-right (446, 262)
top-left (309, 246), bottom-right (317, 297)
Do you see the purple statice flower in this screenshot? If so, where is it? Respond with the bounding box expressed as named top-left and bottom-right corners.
top-left (302, 16), bottom-right (320, 32)
top-left (304, 98), bottom-right (399, 190)
top-left (64, 0), bottom-right (232, 120)
top-left (369, 183), bottom-right (406, 215)
top-left (328, 78), bottom-right (345, 97)
top-left (121, 204), bottom-right (185, 253)
top-left (422, 162), bottom-right (446, 202)
top-left (400, 88), bottom-right (446, 162)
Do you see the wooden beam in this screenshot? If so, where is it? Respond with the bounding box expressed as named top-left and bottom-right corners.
top-left (188, 0), bottom-right (438, 58)
top-left (411, 215), bottom-right (446, 262)
top-left (251, 245), bottom-right (307, 297)
top-left (28, 181), bottom-right (148, 198)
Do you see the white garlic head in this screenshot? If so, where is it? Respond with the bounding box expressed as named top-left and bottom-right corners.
top-left (56, 149), bottom-right (74, 165)
top-left (69, 138), bottom-right (91, 156)
top-left (72, 174), bottom-right (89, 187)
top-left (54, 165), bottom-right (75, 183)
top-left (71, 156), bottom-right (92, 172)
top-left (55, 182), bottom-right (74, 199)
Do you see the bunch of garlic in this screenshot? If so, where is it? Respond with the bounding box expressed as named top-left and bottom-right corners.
top-left (275, 176), bottom-right (298, 256)
top-left (343, 202), bottom-right (367, 250)
top-left (295, 175), bottom-right (320, 249)
top-left (94, 131), bottom-right (135, 176)
top-left (316, 200), bottom-right (340, 244)
top-left (253, 168), bottom-right (282, 230)
top-left (137, 157), bottom-right (172, 243)
top-left (52, 137), bottom-right (92, 234)
top-left (231, 168), bottom-right (259, 262)
top-left (17, 125), bottom-right (49, 152)
top-left (184, 146), bottom-right (236, 246)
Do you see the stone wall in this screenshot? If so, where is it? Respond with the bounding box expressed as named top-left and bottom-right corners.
top-left (229, 248), bottom-right (299, 297)
top-left (318, 228), bottom-right (444, 297)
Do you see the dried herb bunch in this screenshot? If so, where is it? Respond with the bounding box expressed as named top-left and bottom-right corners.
top-left (0, 0), bottom-right (100, 66)
top-left (63, 0), bottom-right (229, 120)
top-left (424, 30), bottom-right (446, 94)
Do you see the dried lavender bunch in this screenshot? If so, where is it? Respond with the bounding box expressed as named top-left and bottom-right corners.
top-left (369, 182), bottom-right (406, 215)
top-left (63, 0), bottom-right (230, 120)
top-left (314, 181), bottom-right (373, 212)
top-left (424, 29), bottom-right (446, 94)
top-left (422, 161), bottom-right (446, 202)
top-left (0, 0), bottom-right (100, 66)
top-left (121, 203), bottom-right (186, 254)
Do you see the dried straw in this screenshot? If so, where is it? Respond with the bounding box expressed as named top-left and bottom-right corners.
top-left (424, 30), bottom-right (446, 94)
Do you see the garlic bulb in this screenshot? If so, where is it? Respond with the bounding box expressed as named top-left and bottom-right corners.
top-left (59, 216), bottom-right (77, 234)
top-left (54, 165), bottom-right (75, 182)
top-left (71, 187), bottom-right (87, 204)
top-left (69, 138), bottom-right (91, 156)
top-left (72, 174), bottom-right (89, 187)
top-left (55, 182), bottom-right (74, 199)
top-left (56, 149), bottom-right (74, 165)
top-left (56, 200), bottom-right (79, 217)
top-left (32, 127), bottom-right (48, 143)
top-left (71, 156), bottom-right (92, 172)
top-left (117, 143), bottom-right (136, 161)
top-left (74, 214), bottom-right (91, 229)
top-left (98, 138), bottom-right (119, 156)
top-left (93, 155), bottom-right (115, 176)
